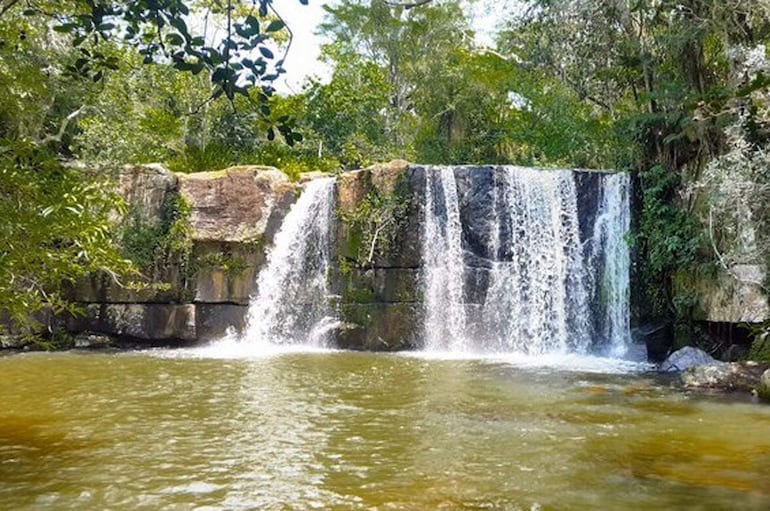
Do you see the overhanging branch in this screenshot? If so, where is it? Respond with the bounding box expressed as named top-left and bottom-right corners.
top-left (0, 0), bottom-right (21, 19)
top-left (383, 0), bottom-right (434, 9)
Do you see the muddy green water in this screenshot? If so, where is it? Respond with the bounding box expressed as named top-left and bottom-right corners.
top-left (1, 350), bottom-right (769, 510)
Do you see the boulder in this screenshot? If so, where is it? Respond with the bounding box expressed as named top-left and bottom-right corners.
top-left (454, 165), bottom-right (499, 261)
top-left (660, 346), bottom-right (721, 372)
top-left (334, 304), bottom-right (420, 351)
top-left (681, 361), bottom-right (770, 392)
top-left (679, 264), bottom-right (770, 323)
top-left (118, 164), bottom-right (178, 222)
top-left (69, 273), bottom-right (185, 304)
top-left (69, 304), bottom-right (197, 343)
top-left (178, 166), bottom-right (297, 243)
top-left (73, 333), bottom-right (114, 349)
top-left (633, 321), bottom-right (674, 362)
top-left (367, 159), bottom-right (411, 192)
top-left (192, 241), bottom-right (262, 305)
top-left (573, 170), bottom-right (606, 244)
top-left (723, 343), bottom-right (750, 362)
top-left (336, 163), bottom-right (423, 269)
top-left (195, 304), bottom-right (248, 341)
top-left (759, 369), bottom-right (770, 402)
top-left (0, 334), bottom-right (25, 349)
top-left (333, 268), bottom-right (422, 304)
top-left (331, 323), bottom-right (368, 350)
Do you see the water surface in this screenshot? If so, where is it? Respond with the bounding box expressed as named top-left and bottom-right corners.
top-left (1, 350), bottom-right (769, 510)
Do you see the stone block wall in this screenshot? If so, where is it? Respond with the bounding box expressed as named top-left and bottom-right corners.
top-left (62, 162), bottom-right (633, 351)
top-left (66, 164), bottom-right (299, 345)
top-left (329, 162), bottom-right (424, 350)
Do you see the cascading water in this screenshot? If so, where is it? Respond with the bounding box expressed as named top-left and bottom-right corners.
top-left (242, 177), bottom-right (337, 347)
top-left (421, 166), bottom-right (631, 356)
top-left (422, 167), bottom-right (469, 351)
top-left (588, 172), bottom-right (631, 356)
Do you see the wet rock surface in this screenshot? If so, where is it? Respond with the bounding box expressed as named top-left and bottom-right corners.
top-left (74, 333), bottom-right (114, 349)
top-left (634, 322), bottom-right (674, 363)
top-left (54, 163), bottom-right (627, 351)
top-left (681, 362), bottom-right (769, 391)
top-left (660, 346), bottom-right (720, 372)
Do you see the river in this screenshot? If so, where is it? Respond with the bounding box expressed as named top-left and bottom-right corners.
top-left (1, 349), bottom-right (769, 510)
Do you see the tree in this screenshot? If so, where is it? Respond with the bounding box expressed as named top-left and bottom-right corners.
top-left (0, 0), bottom-right (310, 333)
top-left (500, 0), bottom-right (770, 319)
top-left (318, 0), bottom-right (473, 156)
top-left (0, 142), bottom-right (132, 329)
top-left (304, 46), bottom-right (396, 168)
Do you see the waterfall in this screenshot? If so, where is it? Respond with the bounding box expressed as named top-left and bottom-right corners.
top-left (242, 177), bottom-right (337, 347)
top-left (589, 172), bottom-right (631, 356)
top-left (421, 167), bottom-right (630, 355)
top-left (422, 167), bottom-right (469, 351)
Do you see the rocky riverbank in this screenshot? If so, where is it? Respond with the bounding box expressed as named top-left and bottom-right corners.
top-left (659, 346), bottom-right (770, 402)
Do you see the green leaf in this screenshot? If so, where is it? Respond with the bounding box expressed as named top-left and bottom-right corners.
top-left (166, 33), bottom-right (184, 46)
top-left (53, 24), bottom-right (77, 34)
top-left (266, 20), bottom-right (285, 33)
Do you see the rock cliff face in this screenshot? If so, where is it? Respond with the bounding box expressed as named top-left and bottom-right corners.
top-left (69, 165), bottom-right (298, 344)
top-left (673, 169), bottom-right (770, 325)
top-left (329, 164), bottom-right (612, 351)
top-left (67, 162), bottom-right (616, 350)
top-left (331, 161), bottom-right (424, 350)
top-left (686, 265), bottom-right (769, 323)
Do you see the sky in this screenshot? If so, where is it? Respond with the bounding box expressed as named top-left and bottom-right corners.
top-left (271, 0), bottom-right (330, 94)
top-left (271, 0), bottom-right (524, 94)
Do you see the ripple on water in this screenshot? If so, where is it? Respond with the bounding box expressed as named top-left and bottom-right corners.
top-left (0, 351), bottom-right (769, 510)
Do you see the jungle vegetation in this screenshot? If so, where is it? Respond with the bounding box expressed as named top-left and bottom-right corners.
top-left (1, 0), bottom-right (770, 333)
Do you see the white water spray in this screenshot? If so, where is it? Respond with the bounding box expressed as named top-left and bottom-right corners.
top-left (422, 167), bottom-right (630, 356)
top-left (242, 177), bottom-right (337, 347)
top-left (590, 172), bottom-right (631, 356)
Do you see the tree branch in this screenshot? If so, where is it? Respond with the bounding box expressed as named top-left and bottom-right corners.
top-left (0, 0), bottom-right (20, 19)
top-left (367, 220), bottom-right (388, 264)
top-left (269, 2), bottom-right (294, 78)
top-left (708, 208), bottom-right (769, 292)
top-left (40, 106), bottom-right (94, 145)
top-left (382, 0), bottom-right (433, 9)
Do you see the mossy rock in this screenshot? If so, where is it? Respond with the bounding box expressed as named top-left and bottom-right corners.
top-left (758, 369), bottom-right (770, 403)
top-left (749, 335), bottom-right (770, 363)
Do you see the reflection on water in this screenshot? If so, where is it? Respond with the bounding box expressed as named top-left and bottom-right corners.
top-left (0, 351), bottom-right (769, 510)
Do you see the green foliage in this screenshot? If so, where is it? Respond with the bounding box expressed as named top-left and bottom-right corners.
top-left (75, 47), bottom-right (208, 164)
top-left (304, 51), bottom-right (397, 168)
top-left (120, 212), bottom-right (167, 270)
top-left (339, 181), bottom-right (410, 267)
top-left (313, 0), bottom-right (620, 169)
top-left (0, 140), bottom-right (132, 328)
top-left (0, 0), bottom-right (314, 329)
top-left (757, 383), bottom-right (770, 403)
top-left (29, 328), bottom-right (76, 352)
top-left (749, 334), bottom-right (770, 363)
top-left (197, 252), bottom-right (249, 277)
top-left (166, 143), bottom-right (237, 174)
top-left (638, 166), bottom-right (701, 275)
top-left (10, 0), bottom-right (308, 127)
top-left (119, 191), bottom-right (192, 293)
top-left (632, 164), bottom-right (703, 317)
